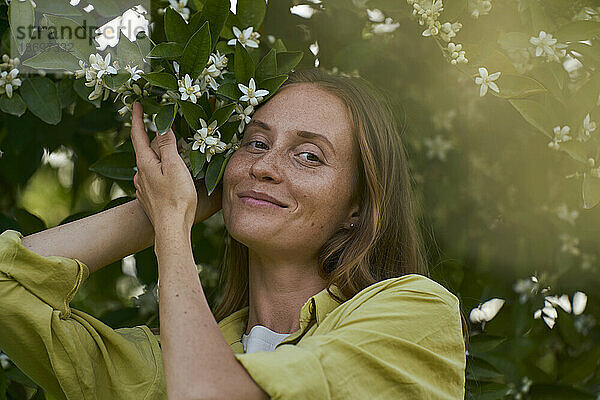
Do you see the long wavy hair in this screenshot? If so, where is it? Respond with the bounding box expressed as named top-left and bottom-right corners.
top-left (212, 67), bottom-right (469, 346)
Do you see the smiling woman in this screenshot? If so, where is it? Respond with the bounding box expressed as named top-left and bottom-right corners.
top-left (0, 68), bottom-right (468, 400)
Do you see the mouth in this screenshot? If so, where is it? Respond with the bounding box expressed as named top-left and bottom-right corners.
top-left (237, 190), bottom-right (288, 208)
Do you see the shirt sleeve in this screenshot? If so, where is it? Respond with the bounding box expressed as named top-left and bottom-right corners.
top-left (233, 280), bottom-right (466, 400)
top-left (0, 229), bottom-right (166, 400)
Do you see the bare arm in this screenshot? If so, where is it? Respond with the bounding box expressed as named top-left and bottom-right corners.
top-left (21, 198), bottom-right (154, 275)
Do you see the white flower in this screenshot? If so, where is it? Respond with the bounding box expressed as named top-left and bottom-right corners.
top-left (200, 64), bottom-right (221, 90)
top-left (225, 133), bottom-right (242, 156)
top-left (423, 134), bottom-right (453, 161)
top-left (169, 0), bottom-right (190, 21)
top-left (469, 298), bottom-right (505, 324)
top-left (372, 17), bottom-right (400, 34)
top-left (238, 77), bottom-right (269, 106)
top-left (548, 125), bottom-right (572, 149)
top-left (582, 113), bottom-right (596, 140)
top-left (0, 68), bottom-right (22, 98)
top-left (90, 53), bottom-right (117, 79)
top-left (75, 59), bottom-right (88, 79)
top-left (545, 294), bottom-right (572, 313)
top-left (177, 137), bottom-right (193, 169)
top-left (227, 26), bottom-right (260, 48)
top-left (178, 74), bottom-right (202, 103)
top-left (447, 42), bottom-right (468, 65)
top-left (209, 50), bottom-right (228, 71)
top-left (367, 8), bottom-right (385, 22)
top-left (125, 64), bottom-right (142, 83)
top-left (534, 303), bottom-right (557, 329)
top-left (229, 103), bottom-right (254, 133)
top-left (572, 291), bottom-right (587, 315)
top-left (529, 31), bottom-right (567, 62)
top-left (0, 353), bottom-right (9, 370)
top-left (205, 137), bottom-right (228, 161)
top-left (440, 22), bottom-right (462, 42)
top-left (189, 118), bottom-right (220, 153)
top-left (474, 67), bottom-right (500, 97)
top-left (468, 0), bottom-right (492, 18)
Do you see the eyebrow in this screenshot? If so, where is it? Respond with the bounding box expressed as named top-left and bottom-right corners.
top-left (247, 119), bottom-right (336, 156)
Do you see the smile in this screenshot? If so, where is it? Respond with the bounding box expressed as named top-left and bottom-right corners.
top-left (239, 196), bottom-right (286, 208)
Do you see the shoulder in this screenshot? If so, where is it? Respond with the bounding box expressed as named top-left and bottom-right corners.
top-left (347, 273), bottom-right (459, 311)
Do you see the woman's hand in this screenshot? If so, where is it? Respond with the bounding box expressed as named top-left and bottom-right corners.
top-left (148, 131), bottom-right (223, 225)
top-left (131, 102), bottom-right (197, 231)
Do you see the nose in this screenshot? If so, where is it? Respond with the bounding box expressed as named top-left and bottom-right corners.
top-left (249, 147), bottom-right (283, 183)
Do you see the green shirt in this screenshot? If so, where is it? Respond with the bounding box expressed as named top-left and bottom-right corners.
top-left (0, 229), bottom-right (466, 399)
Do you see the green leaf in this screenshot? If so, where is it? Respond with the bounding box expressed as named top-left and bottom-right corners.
top-left (20, 76), bottom-right (61, 125)
top-left (216, 81), bottom-right (241, 101)
top-left (165, 7), bottom-right (192, 44)
top-left (235, 42), bottom-right (255, 84)
top-left (87, 0), bottom-right (121, 17)
top-left (197, 0), bottom-right (230, 49)
top-left (56, 79), bottom-right (77, 108)
top-left (558, 346), bottom-right (600, 384)
top-left (272, 39), bottom-right (287, 52)
top-left (558, 140), bottom-right (590, 164)
top-left (179, 99), bottom-right (208, 130)
top-left (258, 74), bottom-right (288, 102)
top-left (147, 42), bottom-right (184, 59)
top-left (181, 22), bottom-right (212, 79)
top-left (220, 12), bottom-right (241, 40)
top-left (43, 14), bottom-right (97, 61)
top-left (529, 384), bottom-right (596, 400)
top-left (256, 48), bottom-right (277, 82)
top-left (142, 72), bottom-right (178, 90)
top-left (210, 102), bottom-right (236, 127)
top-left (497, 32), bottom-right (531, 51)
top-left (582, 172), bottom-right (600, 209)
top-left (236, 0), bottom-right (267, 29)
top-left (276, 51), bottom-right (303, 75)
top-left (205, 151), bottom-right (231, 195)
top-left (140, 97), bottom-right (163, 115)
top-left (155, 103), bottom-right (178, 135)
top-left (508, 99), bottom-right (553, 138)
top-left (9, 0), bottom-right (35, 55)
top-left (103, 72), bottom-right (130, 91)
top-left (89, 151), bottom-right (136, 180)
top-left (465, 357), bottom-right (504, 382)
top-left (527, 0), bottom-right (555, 33)
top-left (468, 335), bottom-right (507, 355)
top-left (22, 45), bottom-right (81, 71)
top-left (117, 33), bottom-right (144, 68)
top-left (190, 149), bottom-right (206, 178)
top-left (495, 74), bottom-right (546, 99)
top-left (0, 93), bottom-right (26, 116)
top-left (555, 21), bottom-right (600, 42)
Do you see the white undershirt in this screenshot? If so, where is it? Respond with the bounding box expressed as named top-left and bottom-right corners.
top-left (242, 325), bottom-right (293, 354)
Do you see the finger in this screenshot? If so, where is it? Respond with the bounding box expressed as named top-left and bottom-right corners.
top-left (156, 128), bottom-right (179, 167)
top-left (131, 102), bottom-right (159, 166)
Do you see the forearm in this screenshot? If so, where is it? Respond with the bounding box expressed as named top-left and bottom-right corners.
top-left (155, 224), bottom-right (267, 400)
top-left (20, 199), bottom-right (155, 274)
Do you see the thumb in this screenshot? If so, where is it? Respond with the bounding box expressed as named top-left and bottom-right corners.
top-left (156, 128), bottom-right (178, 163)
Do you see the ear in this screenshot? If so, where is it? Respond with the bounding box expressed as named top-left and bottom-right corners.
top-left (346, 202), bottom-right (360, 226)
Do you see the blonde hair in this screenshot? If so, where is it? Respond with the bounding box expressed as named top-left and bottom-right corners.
top-left (212, 67), bottom-right (469, 346)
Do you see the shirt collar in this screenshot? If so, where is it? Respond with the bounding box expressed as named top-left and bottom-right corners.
top-left (218, 283), bottom-right (346, 348)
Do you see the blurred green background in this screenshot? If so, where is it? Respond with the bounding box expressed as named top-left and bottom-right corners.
top-left (1, 0), bottom-right (599, 399)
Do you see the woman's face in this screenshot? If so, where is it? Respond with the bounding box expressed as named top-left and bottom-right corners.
top-left (222, 82), bottom-right (360, 258)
